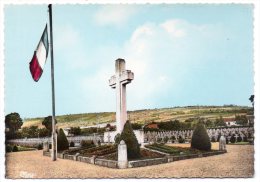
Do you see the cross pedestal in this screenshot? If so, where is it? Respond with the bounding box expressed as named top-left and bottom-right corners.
top-left (109, 58), bottom-right (134, 134)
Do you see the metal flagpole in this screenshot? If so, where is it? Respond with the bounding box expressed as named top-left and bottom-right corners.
top-left (48, 4), bottom-right (57, 161)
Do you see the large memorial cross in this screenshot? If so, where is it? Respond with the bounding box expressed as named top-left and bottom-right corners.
top-left (109, 59), bottom-right (134, 134)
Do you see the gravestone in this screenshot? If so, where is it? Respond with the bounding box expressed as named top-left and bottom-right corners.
top-left (118, 140), bottom-right (128, 169)
top-left (219, 135), bottom-right (226, 151)
top-left (107, 132), bottom-right (111, 144)
top-left (43, 141), bottom-right (49, 152)
top-left (109, 58), bottom-right (134, 134)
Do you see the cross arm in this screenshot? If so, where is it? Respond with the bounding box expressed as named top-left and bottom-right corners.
top-left (109, 75), bottom-right (116, 88)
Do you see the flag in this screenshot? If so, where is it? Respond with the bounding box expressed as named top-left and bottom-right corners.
top-left (29, 25), bottom-right (49, 82)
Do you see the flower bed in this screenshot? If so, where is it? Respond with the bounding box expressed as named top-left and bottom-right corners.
top-left (63, 145), bottom-right (116, 157)
top-left (99, 148), bottom-right (164, 161)
top-left (145, 143), bottom-right (214, 155)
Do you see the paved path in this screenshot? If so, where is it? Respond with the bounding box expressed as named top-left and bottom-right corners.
top-left (6, 143), bottom-right (254, 178)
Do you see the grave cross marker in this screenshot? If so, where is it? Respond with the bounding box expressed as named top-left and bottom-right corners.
top-left (109, 59), bottom-right (134, 134)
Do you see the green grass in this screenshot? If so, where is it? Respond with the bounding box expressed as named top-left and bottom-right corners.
top-left (17, 146), bottom-right (36, 151)
top-left (145, 143), bottom-right (213, 155)
top-left (228, 142), bottom-right (251, 145)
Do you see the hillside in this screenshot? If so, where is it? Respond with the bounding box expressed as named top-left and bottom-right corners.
top-left (22, 105), bottom-right (252, 129)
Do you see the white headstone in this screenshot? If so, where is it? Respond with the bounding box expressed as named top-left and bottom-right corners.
top-left (118, 140), bottom-right (128, 169)
top-left (43, 141), bottom-right (49, 152)
top-left (219, 135), bottom-right (226, 151)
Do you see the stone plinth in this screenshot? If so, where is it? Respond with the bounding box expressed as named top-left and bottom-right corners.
top-left (118, 140), bottom-right (128, 169)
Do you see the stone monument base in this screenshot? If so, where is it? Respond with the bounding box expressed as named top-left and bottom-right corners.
top-left (104, 130), bottom-right (144, 144)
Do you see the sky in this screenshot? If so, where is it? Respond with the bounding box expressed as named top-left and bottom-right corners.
top-left (4, 4), bottom-right (254, 119)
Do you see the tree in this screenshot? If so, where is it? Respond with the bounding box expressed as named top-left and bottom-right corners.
top-left (158, 120), bottom-right (181, 130)
top-left (57, 128), bottom-right (69, 151)
top-left (191, 123), bottom-right (211, 151)
top-left (119, 121), bottom-right (141, 159)
top-left (38, 128), bottom-right (49, 137)
top-left (20, 126), bottom-right (38, 138)
top-left (5, 113), bottom-right (23, 133)
top-left (42, 116), bottom-right (57, 136)
top-left (69, 127), bottom-right (81, 136)
top-left (249, 95), bottom-right (254, 108)
top-left (5, 113), bottom-right (23, 139)
top-left (235, 115), bottom-right (248, 126)
top-left (131, 123), bottom-right (142, 130)
top-left (205, 119), bottom-right (214, 128)
top-left (215, 116), bottom-right (226, 127)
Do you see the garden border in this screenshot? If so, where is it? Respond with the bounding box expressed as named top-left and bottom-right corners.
top-left (43, 149), bottom-right (227, 169)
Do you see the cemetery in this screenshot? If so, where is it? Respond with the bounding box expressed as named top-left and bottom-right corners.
top-left (28, 58), bottom-right (229, 169)
top-left (5, 58), bottom-right (254, 174)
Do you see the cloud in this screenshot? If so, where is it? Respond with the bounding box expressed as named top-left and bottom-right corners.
top-left (161, 19), bottom-right (186, 38)
top-left (79, 19), bottom-right (224, 111)
top-left (94, 5), bottom-right (137, 27)
top-left (120, 19), bottom-right (224, 109)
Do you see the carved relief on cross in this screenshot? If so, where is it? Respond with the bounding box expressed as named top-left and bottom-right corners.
top-left (109, 58), bottom-right (134, 134)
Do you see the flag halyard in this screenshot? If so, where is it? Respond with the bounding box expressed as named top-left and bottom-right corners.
top-left (29, 25), bottom-right (49, 82)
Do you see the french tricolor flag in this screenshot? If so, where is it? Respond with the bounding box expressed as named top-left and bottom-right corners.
top-left (29, 25), bottom-right (49, 82)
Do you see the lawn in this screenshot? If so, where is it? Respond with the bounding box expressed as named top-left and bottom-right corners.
top-left (145, 143), bottom-right (216, 155)
top-left (228, 142), bottom-right (251, 145)
top-left (17, 146), bottom-right (36, 152)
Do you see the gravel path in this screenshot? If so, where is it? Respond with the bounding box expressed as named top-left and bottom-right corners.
top-left (5, 144), bottom-right (254, 178)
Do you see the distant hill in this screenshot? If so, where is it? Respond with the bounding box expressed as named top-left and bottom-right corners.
top-left (22, 105), bottom-right (252, 129)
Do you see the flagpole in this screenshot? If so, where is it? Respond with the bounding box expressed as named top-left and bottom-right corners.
top-left (48, 4), bottom-right (57, 161)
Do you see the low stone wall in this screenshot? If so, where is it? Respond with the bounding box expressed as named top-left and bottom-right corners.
top-left (43, 151), bottom-right (51, 157)
top-left (57, 153), bottom-right (64, 159)
top-left (166, 150), bottom-right (226, 162)
top-left (42, 150), bottom-right (226, 169)
top-left (95, 158), bottom-right (118, 168)
top-left (77, 156), bottom-right (95, 164)
top-left (64, 154), bottom-right (75, 161)
top-left (128, 157), bottom-right (167, 168)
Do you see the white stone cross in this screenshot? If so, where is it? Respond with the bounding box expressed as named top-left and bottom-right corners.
top-left (109, 59), bottom-right (134, 134)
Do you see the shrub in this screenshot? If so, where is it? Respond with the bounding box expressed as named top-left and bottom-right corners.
top-left (70, 127), bottom-right (81, 136)
top-left (230, 135), bottom-right (236, 143)
top-left (217, 134), bottom-right (221, 142)
top-left (80, 140), bottom-right (95, 148)
top-left (171, 135), bottom-right (176, 143)
top-left (211, 136), bottom-right (216, 142)
top-left (178, 136), bottom-right (185, 143)
top-left (37, 143), bottom-right (43, 150)
top-left (164, 136), bottom-right (169, 143)
top-left (243, 136), bottom-right (248, 142)
top-left (70, 141), bottom-right (75, 147)
top-left (120, 121), bottom-right (141, 159)
top-left (57, 129), bottom-right (69, 151)
top-left (191, 123), bottom-right (211, 151)
top-left (6, 145), bottom-right (13, 153)
top-left (12, 145), bottom-right (18, 152)
top-left (237, 135), bottom-right (242, 143)
top-left (157, 138), bottom-right (162, 143)
top-left (114, 133), bottom-right (121, 145)
top-left (225, 137), bottom-right (229, 144)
